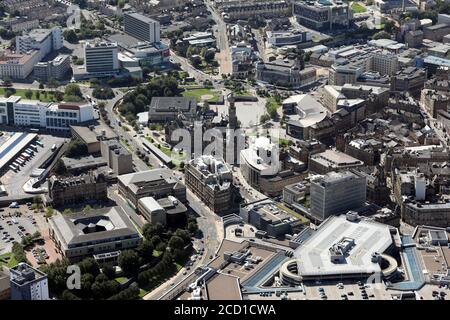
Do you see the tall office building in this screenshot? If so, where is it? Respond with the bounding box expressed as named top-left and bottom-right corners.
top-left (310, 170), bottom-right (366, 221)
top-left (84, 41), bottom-right (119, 76)
top-left (9, 263), bottom-right (49, 300)
top-left (124, 12), bottom-right (160, 43)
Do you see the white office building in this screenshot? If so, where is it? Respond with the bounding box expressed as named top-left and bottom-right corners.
top-left (16, 27), bottom-right (63, 61)
top-left (0, 96), bottom-right (94, 130)
top-left (84, 41), bottom-right (119, 77)
top-left (124, 12), bottom-right (160, 43)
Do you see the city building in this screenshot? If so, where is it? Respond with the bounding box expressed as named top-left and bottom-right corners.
top-left (48, 206), bottom-right (142, 262)
top-left (16, 27), bottom-right (63, 61)
top-left (70, 124), bottom-right (118, 154)
top-left (266, 30), bottom-right (312, 47)
top-left (328, 49), bottom-right (398, 86)
top-left (402, 201), bottom-right (450, 228)
top-left (282, 94), bottom-right (334, 141)
top-left (137, 195), bottom-right (187, 226)
top-left (221, 1), bottom-right (291, 21)
top-left (283, 182), bottom-right (307, 206)
top-left (309, 149), bottom-right (364, 174)
top-left (404, 30), bottom-right (423, 49)
top-left (185, 155), bottom-right (233, 214)
top-left (10, 263), bottom-right (49, 300)
top-left (239, 199), bottom-right (300, 237)
top-left (280, 214), bottom-right (396, 282)
top-left (420, 89), bottom-right (449, 118)
top-left (100, 140), bottom-right (134, 175)
top-left (293, 0), bottom-right (353, 31)
top-left (240, 136), bottom-right (281, 189)
top-left (423, 23), bottom-right (450, 42)
top-left (0, 50), bottom-right (40, 79)
top-left (124, 12), bottom-right (161, 43)
top-left (148, 97), bottom-right (198, 122)
top-left (33, 54), bottom-right (71, 82)
top-left (47, 171), bottom-right (108, 207)
top-left (230, 42), bottom-right (254, 78)
top-left (117, 169), bottom-right (186, 208)
top-left (390, 67), bottom-right (427, 96)
top-left (310, 171), bottom-right (366, 221)
top-left (322, 84), bottom-right (389, 114)
top-left (0, 96), bottom-right (95, 130)
top-left (256, 59), bottom-right (317, 88)
top-left (108, 34), bottom-right (170, 69)
top-left (82, 41), bottom-right (119, 78)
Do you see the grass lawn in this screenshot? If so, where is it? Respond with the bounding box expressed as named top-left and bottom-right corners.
top-left (181, 88), bottom-right (220, 103)
top-left (0, 87), bottom-right (57, 102)
top-left (115, 277), bottom-right (128, 284)
top-left (351, 2), bottom-right (367, 13)
top-left (152, 250), bottom-right (162, 257)
top-left (0, 252), bottom-right (18, 268)
top-left (138, 289), bottom-right (148, 298)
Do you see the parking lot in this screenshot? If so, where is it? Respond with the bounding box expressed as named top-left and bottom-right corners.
top-left (0, 206), bottom-right (39, 254)
top-left (0, 133), bottom-right (66, 197)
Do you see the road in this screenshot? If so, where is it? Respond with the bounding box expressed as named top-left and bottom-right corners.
top-left (205, 0), bottom-right (232, 75)
top-left (98, 88), bottom-right (161, 171)
top-left (144, 190), bottom-right (224, 300)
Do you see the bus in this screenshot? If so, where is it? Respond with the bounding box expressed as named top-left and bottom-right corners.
top-left (36, 140), bottom-right (44, 147)
top-left (51, 144), bottom-right (57, 152)
top-left (9, 165), bottom-right (17, 172)
top-left (143, 146), bottom-right (150, 154)
top-left (30, 144), bottom-right (38, 151)
top-left (29, 128), bottom-right (39, 133)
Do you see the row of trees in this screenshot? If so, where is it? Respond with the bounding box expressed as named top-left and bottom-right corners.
top-left (63, 15), bottom-right (111, 44)
top-left (118, 75), bottom-right (181, 122)
top-left (41, 257), bottom-right (141, 300)
top-left (92, 87), bottom-right (115, 100)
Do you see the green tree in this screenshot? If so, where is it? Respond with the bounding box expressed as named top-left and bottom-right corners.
top-left (53, 159), bottom-right (67, 175)
top-left (64, 83), bottom-right (83, 99)
top-left (78, 257), bottom-right (100, 277)
top-left (118, 250), bottom-right (140, 276)
top-left (66, 138), bottom-right (88, 158)
top-left (137, 240), bottom-right (155, 262)
top-left (64, 29), bottom-right (78, 43)
top-left (168, 235), bottom-right (184, 250)
top-left (102, 264), bottom-right (116, 279)
top-left (48, 78), bottom-right (60, 90)
top-left (24, 89), bottom-right (33, 99)
top-left (61, 290), bottom-right (81, 300)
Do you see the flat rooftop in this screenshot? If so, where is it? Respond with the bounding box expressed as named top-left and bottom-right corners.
top-left (206, 273), bottom-right (242, 300)
top-left (310, 149), bottom-right (364, 169)
top-left (0, 132), bottom-right (37, 171)
top-left (293, 215), bottom-right (393, 277)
